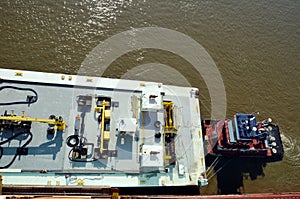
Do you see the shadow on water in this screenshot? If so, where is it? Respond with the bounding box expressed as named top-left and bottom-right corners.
top-left (205, 155), bottom-right (268, 195)
top-left (118, 156), bottom-right (269, 196)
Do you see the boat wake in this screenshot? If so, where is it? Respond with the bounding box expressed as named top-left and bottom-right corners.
top-left (280, 133), bottom-right (300, 167)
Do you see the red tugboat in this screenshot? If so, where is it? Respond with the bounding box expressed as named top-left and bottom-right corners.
top-left (202, 114), bottom-right (284, 161)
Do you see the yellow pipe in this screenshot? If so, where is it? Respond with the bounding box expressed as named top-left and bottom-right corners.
top-left (162, 101), bottom-right (175, 129)
top-left (168, 108), bottom-right (173, 127)
top-left (0, 115), bottom-right (66, 130)
top-left (100, 100), bottom-right (106, 154)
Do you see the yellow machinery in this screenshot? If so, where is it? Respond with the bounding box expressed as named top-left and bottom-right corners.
top-left (162, 101), bottom-right (176, 132)
top-left (94, 100), bottom-right (111, 154)
top-left (162, 101), bottom-right (177, 165)
top-left (0, 111), bottom-right (66, 131)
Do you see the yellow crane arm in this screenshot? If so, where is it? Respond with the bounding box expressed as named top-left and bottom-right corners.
top-left (0, 112), bottom-right (66, 131)
top-left (94, 100), bottom-right (107, 154)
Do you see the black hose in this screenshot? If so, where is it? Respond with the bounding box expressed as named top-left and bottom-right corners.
top-left (66, 135), bottom-right (80, 147)
top-left (0, 131), bottom-right (33, 169)
top-left (67, 148), bottom-right (97, 162)
top-left (0, 86), bottom-right (38, 105)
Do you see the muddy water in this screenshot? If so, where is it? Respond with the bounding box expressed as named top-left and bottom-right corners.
top-left (0, 0), bottom-right (299, 194)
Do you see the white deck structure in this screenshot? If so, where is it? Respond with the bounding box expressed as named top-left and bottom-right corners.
top-left (0, 68), bottom-right (207, 187)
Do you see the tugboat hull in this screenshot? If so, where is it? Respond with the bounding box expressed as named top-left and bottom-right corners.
top-left (202, 114), bottom-right (284, 162)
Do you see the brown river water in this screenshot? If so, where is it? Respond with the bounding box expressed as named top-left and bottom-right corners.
top-left (0, 0), bottom-right (299, 195)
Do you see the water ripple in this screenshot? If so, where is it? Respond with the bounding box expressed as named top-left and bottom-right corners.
top-left (281, 133), bottom-right (300, 167)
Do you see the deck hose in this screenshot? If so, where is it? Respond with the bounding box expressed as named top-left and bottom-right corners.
top-left (0, 131), bottom-right (33, 169)
top-left (0, 86), bottom-right (38, 106)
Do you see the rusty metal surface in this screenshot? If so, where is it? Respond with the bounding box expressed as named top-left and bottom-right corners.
top-left (145, 192), bottom-right (300, 199)
top-left (118, 192), bottom-right (300, 199)
top-left (2, 192), bottom-right (300, 199)
top-left (2, 185), bottom-right (119, 197)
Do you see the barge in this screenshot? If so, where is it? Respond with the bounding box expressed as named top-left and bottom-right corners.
top-left (0, 68), bottom-right (208, 188)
